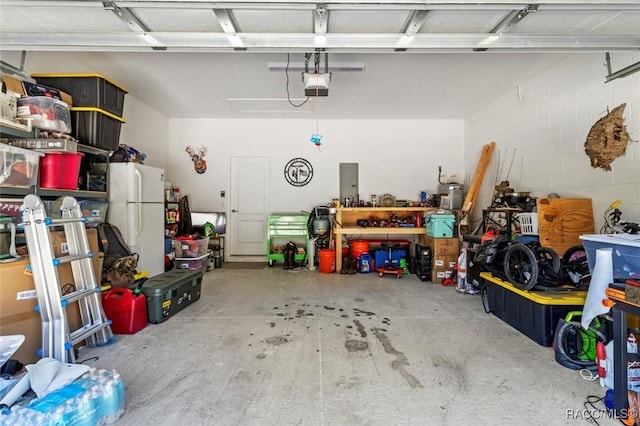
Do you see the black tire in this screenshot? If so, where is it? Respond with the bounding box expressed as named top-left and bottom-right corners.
top-left (562, 245), bottom-right (590, 285)
top-left (562, 245), bottom-right (588, 265)
top-left (481, 284), bottom-right (491, 313)
top-left (268, 259), bottom-right (276, 267)
top-left (504, 243), bottom-right (539, 290)
top-left (535, 247), bottom-right (562, 273)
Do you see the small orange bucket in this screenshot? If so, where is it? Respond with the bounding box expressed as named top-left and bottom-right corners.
top-left (350, 239), bottom-right (370, 259)
top-left (318, 249), bottom-right (336, 274)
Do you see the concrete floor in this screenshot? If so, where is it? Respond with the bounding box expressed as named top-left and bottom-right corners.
top-left (81, 265), bottom-right (616, 426)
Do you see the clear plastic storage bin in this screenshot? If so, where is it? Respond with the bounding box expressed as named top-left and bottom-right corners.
top-left (0, 142), bottom-right (43, 187)
top-left (175, 253), bottom-right (209, 273)
top-left (17, 96), bottom-right (72, 133)
top-left (580, 234), bottom-right (640, 279)
top-left (174, 237), bottom-right (210, 258)
top-left (78, 200), bottom-right (109, 226)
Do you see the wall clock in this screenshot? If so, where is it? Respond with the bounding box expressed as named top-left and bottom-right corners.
top-left (284, 158), bottom-right (313, 187)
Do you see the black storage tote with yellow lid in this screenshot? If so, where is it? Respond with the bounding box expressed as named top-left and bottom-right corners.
top-left (31, 73), bottom-right (128, 117)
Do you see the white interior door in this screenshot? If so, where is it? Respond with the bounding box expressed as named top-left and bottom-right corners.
top-left (229, 157), bottom-right (269, 256)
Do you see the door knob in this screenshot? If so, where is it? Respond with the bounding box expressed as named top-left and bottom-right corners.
top-left (232, 209), bottom-right (238, 213)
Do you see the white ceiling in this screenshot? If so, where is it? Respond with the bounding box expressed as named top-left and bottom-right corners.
top-left (0, 1), bottom-right (638, 119)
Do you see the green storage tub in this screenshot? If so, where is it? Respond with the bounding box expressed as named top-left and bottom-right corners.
top-left (132, 269), bottom-right (203, 324)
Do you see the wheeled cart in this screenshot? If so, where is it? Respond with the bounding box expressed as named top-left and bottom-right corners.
top-left (266, 213), bottom-right (309, 267)
top-left (377, 266), bottom-right (403, 279)
top-left (130, 269), bottom-right (203, 324)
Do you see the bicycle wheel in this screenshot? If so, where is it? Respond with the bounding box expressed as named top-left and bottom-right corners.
top-left (504, 243), bottom-right (539, 290)
top-left (536, 246), bottom-right (561, 273)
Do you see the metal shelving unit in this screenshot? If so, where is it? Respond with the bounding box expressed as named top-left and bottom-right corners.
top-left (1, 125), bottom-right (111, 201)
top-left (1, 124), bottom-right (111, 240)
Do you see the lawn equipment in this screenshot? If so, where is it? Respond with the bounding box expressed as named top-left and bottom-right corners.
top-left (465, 230), bottom-right (540, 290)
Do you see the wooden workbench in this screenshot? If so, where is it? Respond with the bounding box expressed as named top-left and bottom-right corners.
top-left (333, 207), bottom-right (436, 272)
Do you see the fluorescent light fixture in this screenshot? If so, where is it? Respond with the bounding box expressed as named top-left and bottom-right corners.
top-left (227, 98), bottom-right (313, 113)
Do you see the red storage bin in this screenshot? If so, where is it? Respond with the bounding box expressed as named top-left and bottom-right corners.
top-left (39, 152), bottom-right (83, 189)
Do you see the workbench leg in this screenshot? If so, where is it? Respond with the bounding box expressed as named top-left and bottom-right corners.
top-left (613, 305), bottom-right (629, 418)
top-left (336, 233), bottom-right (343, 272)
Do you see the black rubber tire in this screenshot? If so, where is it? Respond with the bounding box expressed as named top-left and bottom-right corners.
top-left (535, 246), bottom-right (562, 273)
top-left (503, 243), bottom-right (539, 290)
top-left (481, 284), bottom-right (491, 313)
top-left (563, 245), bottom-right (588, 265)
top-left (562, 245), bottom-right (590, 285)
top-left (268, 259), bottom-right (276, 267)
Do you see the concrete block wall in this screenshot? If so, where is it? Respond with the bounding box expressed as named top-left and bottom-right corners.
top-left (466, 52), bottom-right (640, 232)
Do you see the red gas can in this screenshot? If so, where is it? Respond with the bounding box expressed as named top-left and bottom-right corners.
top-left (102, 288), bottom-right (148, 334)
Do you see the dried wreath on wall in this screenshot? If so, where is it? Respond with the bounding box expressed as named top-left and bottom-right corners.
top-left (584, 103), bottom-right (630, 172)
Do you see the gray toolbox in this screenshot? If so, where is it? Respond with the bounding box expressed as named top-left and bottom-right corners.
top-left (132, 269), bottom-right (203, 324)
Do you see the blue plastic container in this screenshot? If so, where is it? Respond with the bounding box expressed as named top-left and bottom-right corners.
top-left (375, 249), bottom-right (404, 268)
top-left (359, 252), bottom-right (372, 273)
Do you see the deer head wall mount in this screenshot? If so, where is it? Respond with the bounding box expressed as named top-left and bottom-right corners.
top-left (186, 145), bottom-right (207, 174)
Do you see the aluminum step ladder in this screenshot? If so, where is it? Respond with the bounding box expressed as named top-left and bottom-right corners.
top-left (21, 194), bottom-right (114, 363)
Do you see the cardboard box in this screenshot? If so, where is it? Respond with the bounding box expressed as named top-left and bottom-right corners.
top-left (50, 227), bottom-right (98, 260)
top-left (0, 259), bottom-right (41, 364)
top-left (433, 254), bottom-right (457, 269)
top-left (3, 74), bottom-right (73, 106)
top-left (432, 268), bottom-right (454, 282)
top-left (0, 260), bottom-right (86, 365)
top-left (0, 229), bottom-right (101, 364)
top-left (431, 254), bottom-right (458, 282)
top-left (420, 236), bottom-right (459, 257)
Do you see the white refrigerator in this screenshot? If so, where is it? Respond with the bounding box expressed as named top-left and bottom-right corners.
top-left (108, 163), bottom-right (165, 277)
